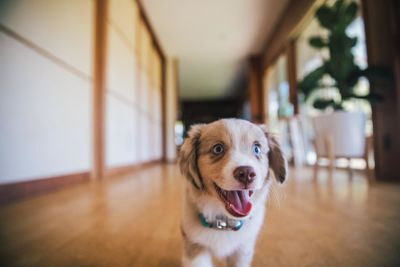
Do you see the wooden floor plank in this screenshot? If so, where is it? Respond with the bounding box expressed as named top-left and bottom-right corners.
top-left (0, 164), bottom-right (399, 267)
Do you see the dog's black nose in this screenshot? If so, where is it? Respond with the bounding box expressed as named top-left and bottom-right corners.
top-left (233, 166), bottom-right (256, 186)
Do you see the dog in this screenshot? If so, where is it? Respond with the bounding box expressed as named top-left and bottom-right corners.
top-left (179, 118), bottom-right (287, 267)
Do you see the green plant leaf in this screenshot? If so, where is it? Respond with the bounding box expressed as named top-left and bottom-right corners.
top-left (347, 65), bottom-right (393, 85)
top-left (298, 0), bottom-right (389, 110)
top-left (298, 65), bottom-right (327, 99)
top-left (362, 93), bottom-right (384, 104)
top-left (345, 92), bottom-right (384, 104)
top-left (313, 99), bottom-right (337, 110)
top-left (363, 66), bottom-right (393, 83)
top-left (309, 36), bottom-right (327, 48)
top-left (316, 5), bottom-right (335, 29)
top-left (342, 2), bottom-right (358, 28)
top-left (349, 36), bottom-right (358, 48)
top-left (333, 0), bottom-right (345, 13)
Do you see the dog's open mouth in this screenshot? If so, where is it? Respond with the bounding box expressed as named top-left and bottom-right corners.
top-left (214, 183), bottom-right (253, 218)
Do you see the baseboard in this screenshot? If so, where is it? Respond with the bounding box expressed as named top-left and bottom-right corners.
top-left (0, 159), bottom-right (164, 205)
top-left (105, 159), bottom-right (162, 177)
top-left (0, 172), bottom-right (90, 205)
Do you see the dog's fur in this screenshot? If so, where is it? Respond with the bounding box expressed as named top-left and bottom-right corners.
top-left (179, 118), bottom-right (287, 267)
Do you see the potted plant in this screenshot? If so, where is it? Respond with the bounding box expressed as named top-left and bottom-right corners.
top-left (297, 0), bottom-right (391, 172)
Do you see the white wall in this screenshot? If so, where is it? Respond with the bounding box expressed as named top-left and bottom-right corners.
top-left (106, 0), bottom-right (163, 168)
top-left (0, 0), bottom-right (93, 76)
top-left (0, 0), bottom-right (93, 184)
top-left (0, 0), bottom-right (166, 184)
top-left (106, 21), bottom-right (139, 167)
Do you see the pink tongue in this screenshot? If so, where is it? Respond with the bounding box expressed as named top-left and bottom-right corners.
top-left (226, 191), bottom-right (252, 217)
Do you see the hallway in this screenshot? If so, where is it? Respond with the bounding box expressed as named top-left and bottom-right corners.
top-left (1, 164), bottom-right (399, 267)
top-left (1, 0), bottom-right (400, 266)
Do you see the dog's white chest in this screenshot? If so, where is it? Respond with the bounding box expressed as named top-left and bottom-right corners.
top-left (200, 228), bottom-right (244, 257)
top-left (184, 207), bottom-right (265, 259)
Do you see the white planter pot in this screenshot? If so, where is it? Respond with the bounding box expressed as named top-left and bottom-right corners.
top-left (313, 111), bottom-right (366, 158)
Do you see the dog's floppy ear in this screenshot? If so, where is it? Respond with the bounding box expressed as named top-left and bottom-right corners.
top-left (260, 125), bottom-right (287, 183)
top-left (179, 124), bottom-right (205, 190)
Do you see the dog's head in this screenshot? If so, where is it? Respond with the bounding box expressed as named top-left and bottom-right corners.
top-left (179, 118), bottom-right (287, 218)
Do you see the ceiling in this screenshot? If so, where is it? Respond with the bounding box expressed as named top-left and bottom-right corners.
top-left (141, 0), bottom-right (289, 100)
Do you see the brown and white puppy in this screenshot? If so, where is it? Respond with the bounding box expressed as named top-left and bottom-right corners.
top-left (179, 118), bottom-right (287, 267)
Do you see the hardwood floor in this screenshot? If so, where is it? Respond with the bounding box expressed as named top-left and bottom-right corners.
top-left (0, 164), bottom-right (399, 267)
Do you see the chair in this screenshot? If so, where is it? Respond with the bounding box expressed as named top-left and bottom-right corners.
top-left (312, 112), bottom-right (372, 181)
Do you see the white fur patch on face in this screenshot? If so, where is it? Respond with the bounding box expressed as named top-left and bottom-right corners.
top-left (184, 118), bottom-right (283, 219)
top-left (220, 151), bottom-right (264, 190)
top-left (216, 119), bottom-right (269, 191)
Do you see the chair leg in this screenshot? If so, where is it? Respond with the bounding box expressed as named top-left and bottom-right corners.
top-left (312, 139), bottom-right (319, 180)
top-left (313, 155), bottom-right (319, 180)
top-left (325, 135), bottom-right (334, 179)
top-left (365, 149), bottom-right (373, 183)
top-left (347, 157), bottom-right (353, 179)
top-left (365, 136), bottom-right (373, 183)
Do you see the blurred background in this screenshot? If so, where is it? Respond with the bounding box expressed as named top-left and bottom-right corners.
top-left (0, 0), bottom-right (399, 266)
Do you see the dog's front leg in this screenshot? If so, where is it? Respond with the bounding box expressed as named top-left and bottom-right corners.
top-left (226, 242), bottom-right (255, 267)
top-left (182, 250), bottom-right (213, 267)
top-left (182, 234), bottom-right (213, 267)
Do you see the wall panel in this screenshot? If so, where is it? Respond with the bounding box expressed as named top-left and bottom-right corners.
top-left (0, 0), bottom-right (164, 187)
top-left (0, 0), bottom-right (93, 76)
top-left (105, 0), bottom-right (163, 166)
top-left (106, 0), bottom-right (139, 168)
top-left (107, 25), bottom-right (137, 106)
top-left (108, 0), bottom-right (138, 49)
top-left (0, 32), bottom-right (92, 183)
top-left (105, 96), bottom-right (138, 166)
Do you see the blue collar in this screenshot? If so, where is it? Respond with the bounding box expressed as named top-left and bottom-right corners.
top-left (198, 213), bottom-right (244, 231)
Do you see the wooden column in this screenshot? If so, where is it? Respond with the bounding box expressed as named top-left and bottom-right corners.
top-left (165, 59), bottom-right (179, 163)
top-left (248, 56), bottom-right (264, 123)
top-left (286, 39), bottom-right (299, 114)
top-left (261, 0), bottom-right (316, 70)
top-left (92, 0), bottom-right (108, 180)
top-left (160, 53), bottom-right (167, 162)
top-left (362, 0), bottom-right (400, 181)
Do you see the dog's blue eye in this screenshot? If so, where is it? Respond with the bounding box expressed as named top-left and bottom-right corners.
top-left (212, 144), bottom-right (224, 155)
top-left (252, 144), bottom-right (261, 156)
